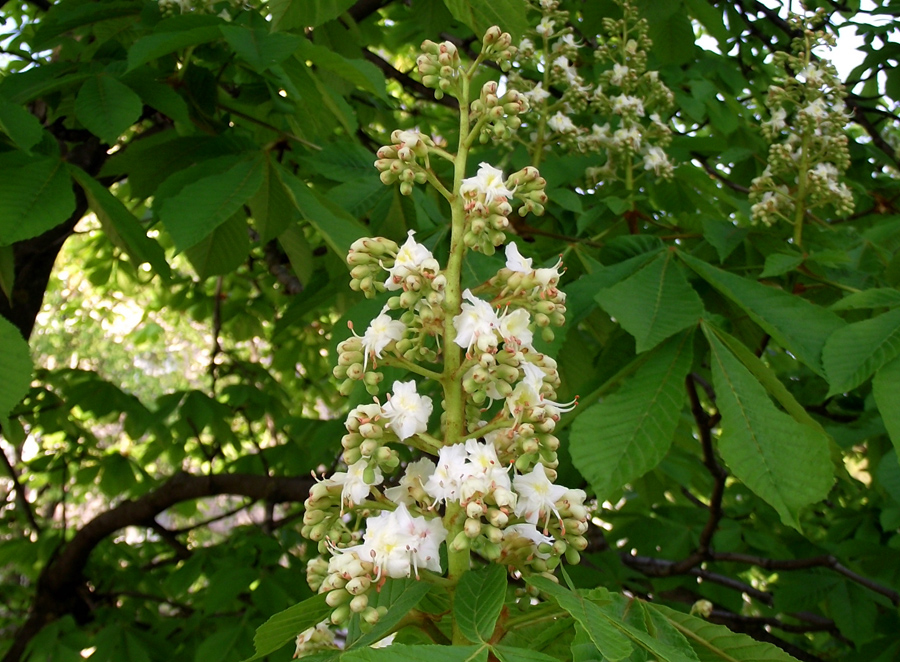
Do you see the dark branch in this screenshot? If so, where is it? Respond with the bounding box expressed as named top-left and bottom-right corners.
top-left (362, 49), bottom-right (459, 110)
top-left (2, 471), bottom-right (315, 662)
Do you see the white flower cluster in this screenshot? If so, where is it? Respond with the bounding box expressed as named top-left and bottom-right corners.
top-left (749, 24), bottom-right (854, 227)
top-left (304, 224), bottom-right (586, 630)
top-left (507, 0), bottom-right (674, 185)
top-left (459, 162), bottom-right (547, 255)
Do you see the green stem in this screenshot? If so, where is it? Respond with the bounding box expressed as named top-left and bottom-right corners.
top-left (382, 353), bottom-right (443, 381)
top-left (441, 69), bottom-right (473, 647)
top-left (792, 35), bottom-right (813, 248)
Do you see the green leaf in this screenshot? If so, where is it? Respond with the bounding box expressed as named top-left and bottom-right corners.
top-left (595, 251), bottom-right (704, 352)
top-left (829, 288), bottom-right (900, 311)
top-left (0, 100), bottom-right (44, 152)
top-left (32, 0), bottom-right (143, 47)
top-left (492, 646), bottom-right (561, 662)
top-left (68, 165), bottom-right (170, 277)
top-left (570, 330), bottom-right (693, 500)
top-left (442, 0), bottom-right (531, 41)
top-left (874, 356), bottom-right (900, 458)
top-left (682, 0), bottom-right (730, 44)
top-left (0, 244), bottom-right (13, 302)
top-left (243, 593), bottom-right (331, 662)
top-left (526, 576), bottom-right (632, 661)
top-left (74, 74), bottom-right (144, 145)
top-left (759, 252), bottom-right (803, 278)
top-left (127, 26), bottom-right (223, 71)
top-left (122, 72), bottom-right (191, 125)
top-left (454, 565), bottom-right (507, 643)
top-left (276, 166), bottom-right (367, 260)
top-left (648, 603), bottom-right (802, 662)
top-left (296, 40), bottom-right (388, 100)
top-left (269, 0), bottom-right (357, 30)
top-left (299, 141), bottom-right (376, 183)
top-left (822, 308), bottom-right (900, 396)
top-left (346, 578), bottom-right (432, 650)
top-left (158, 155), bottom-right (264, 252)
top-left (701, 217), bottom-right (748, 262)
top-left (679, 252), bottom-right (845, 377)
top-left (644, 4), bottom-right (695, 65)
top-left (220, 26), bottom-right (301, 73)
top-left (0, 317), bottom-right (32, 419)
top-left (184, 213), bottom-right (250, 279)
top-left (704, 326), bottom-right (833, 529)
top-left (249, 157), bottom-right (297, 243)
top-left (277, 224), bottom-right (313, 286)
top-left (343, 645), bottom-right (489, 662)
top-left (596, 594), bottom-right (700, 662)
top-left (0, 153), bottom-right (75, 246)
top-left (706, 325), bottom-right (831, 442)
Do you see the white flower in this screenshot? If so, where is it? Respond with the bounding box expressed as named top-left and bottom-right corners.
top-left (381, 380), bottom-right (432, 441)
top-left (518, 37), bottom-right (534, 53)
top-left (534, 256), bottom-right (563, 289)
top-left (642, 146), bottom-right (670, 176)
top-left (294, 621), bottom-right (335, 657)
top-left (612, 94), bottom-right (645, 117)
top-left (385, 457), bottom-right (436, 505)
top-left (453, 289), bottom-right (500, 353)
top-left (548, 111), bottom-right (577, 133)
top-left (327, 459), bottom-right (383, 507)
top-left (524, 82), bottom-right (550, 105)
top-left (613, 126), bottom-right (642, 150)
top-left (499, 308), bottom-right (534, 349)
top-left (358, 311), bottom-right (405, 369)
top-left (424, 443), bottom-right (469, 505)
top-left (610, 63), bottom-right (629, 86)
top-left (801, 97), bottom-right (828, 120)
top-left (460, 163), bottom-right (515, 205)
top-left (389, 502), bottom-right (448, 575)
top-left (504, 523), bottom-right (554, 559)
top-left (384, 230), bottom-right (438, 290)
top-left (359, 506), bottom-right (416, 579)
top-left (536, 17), bottom-right (555, 36)
top-left (765, 107), bottom-right (787, 133)
top-left (553, 34), bottom-right (579, 51)
top-left (513, 463), bottom-right (568, 529)
top-left (505, 242), bottom-right (533, 272)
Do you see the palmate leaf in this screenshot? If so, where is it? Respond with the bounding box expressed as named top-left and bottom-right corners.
top-left (276, 165), bottom-right (368, 260)
top-left (491, 646), bottom-right (562, 662)
top-left (0, 99), bottom-right (44, 152)
top-left (220, 26), bottom-right (301, 73)
top-left (822, 307), bottom-right (900, 396)
top-left (343, 645), bottom-right (489, 662)
top-left (570, 330), bottom-right (693, 500)
top-left (184, 213), bottom-right (250, 279)
top-left (68, 165), bottom-right (170, 277)
top-left (526, 577), bottom-right (632, 661)
top-left (269, 0), bottom-right (357, 30)
top-left (454, 564), bottom-right (507, 643)
top-left (595, 251), bottom-right (704, 353)
top-left (242, 593), bottom-right (331, 662)
top-left (679, 252), bottom-right (844, 377)
top-left (0, 317), bottom-right (32, 419)
top-left (158, 154), bottom-right (264, 252)
top-left (74, 74), bottom-right (143, 145)
top-left (597, 593), bottom-right (700, 662)
top-left (0, 152), bottom-right (75, 246)
top-left (345, 578), bottom-right (432, 650)
top-left (649, 603), bottom-right (801, 662)
top-left (873, 356), bottom-right (900, 458)
top-left (442, 0), bottom-right (530, 41)
top-left (704, 325), bottom-right (833, 530)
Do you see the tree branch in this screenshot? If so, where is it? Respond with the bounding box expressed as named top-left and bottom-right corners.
top-left (0, 441), bottom-right (40, 533)
top-left (2, 471), bottom-right (315, 662)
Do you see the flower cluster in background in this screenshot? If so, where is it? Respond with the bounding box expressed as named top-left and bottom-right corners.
top-left (749, 12), bottom-right (854, 228)
top-left (508, 0), bottom-right (675, 183)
